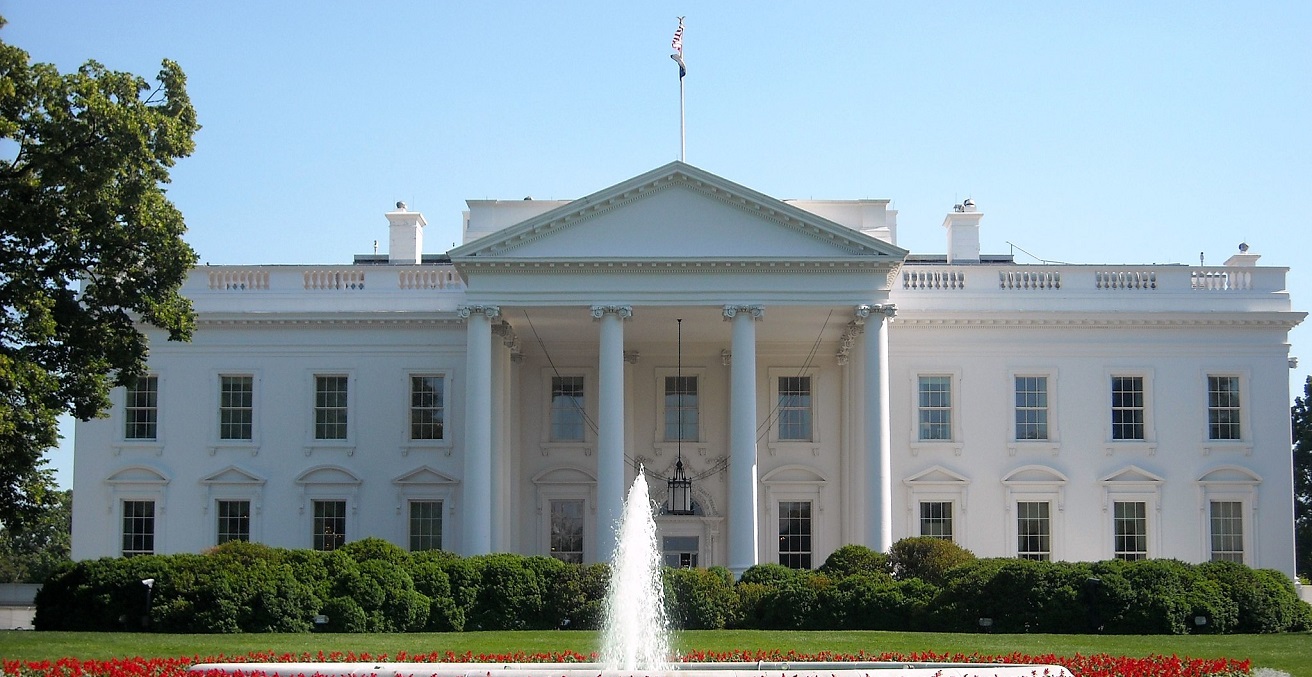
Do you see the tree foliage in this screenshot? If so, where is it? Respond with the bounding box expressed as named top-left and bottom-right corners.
top-left (1292, 376), bottom-right (1312, 578)
top-left (0, 487), bottom-right (69, 583)
top-left (0, 17), bottom-right (199, 528)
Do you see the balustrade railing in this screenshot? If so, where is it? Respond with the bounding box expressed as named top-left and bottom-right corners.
top-left (207, 270), bottom-right (269, 291)
top-left (903, 269), bottom-right (966, 290)
top-left (999, 270), bottom-right (1060, 290)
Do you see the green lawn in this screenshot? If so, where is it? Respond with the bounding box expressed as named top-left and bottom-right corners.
top-left (0, 630), bottom-right (1308, 675)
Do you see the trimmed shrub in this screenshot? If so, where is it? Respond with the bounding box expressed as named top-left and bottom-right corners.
top-left (819, 544), bottom-right (890, 579)
top-left (889, 536), bottom-right (975, 585)
top-left (549, 562), bottom-right (609, 630)
top-left (320, 595), bottom-right (367, 632)
top-left (466, 553), bottom-right (549, 630)
top-left (823, 571), bottom-right (933, 630)
top-left (664, 565), bottom-right (734, 629)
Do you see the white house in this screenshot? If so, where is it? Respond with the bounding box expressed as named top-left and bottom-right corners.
top-left (71, 162), bottom-right (1305, 577)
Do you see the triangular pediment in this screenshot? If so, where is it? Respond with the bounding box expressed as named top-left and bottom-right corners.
top-left (449, 162), bottom-right (907, 263)
top-left (200, 465), bottom-right (266, 485)
top-left (904, 465), bottom-right (971, 485)
top-left (393, 466), bottom-right (458, 485)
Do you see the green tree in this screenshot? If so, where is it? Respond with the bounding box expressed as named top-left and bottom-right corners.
top-left (0, 488), bottom-right (70, 583)
top-left (0, 17), bottom-right (199, 529)
top-left (1293, 376), bottom-right (1312, 578)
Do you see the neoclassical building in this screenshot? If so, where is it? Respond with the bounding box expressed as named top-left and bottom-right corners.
top-left (71, 162), bottom-right (1305, 577)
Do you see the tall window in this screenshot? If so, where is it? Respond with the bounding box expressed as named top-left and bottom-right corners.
top-left (1113, 500), bottom-right (1147, 560)
top-left (1016, 501), bottom-right (1051, 560)
top-left (918, 376), bottom-right (952, 440)
top-left (919, 501), bottom-right (954, 540)
top-left (410, 375), bottom-right (445, 440)
top-left (125, 376), bottom-right (159, 440)
top-left (550, 376), bottom-right (586, 442)
top-left (778, 501), bottom-right (813, 569)
top-left (777, 377), bottom-right (813, 441)
top-left (1014, 376), bottom-right (1049, 441)
top-left (219, 376), bottom-right (253, 440)
top-left (313, 499), bottom-right (346, 551)
top-left (1111, 376), bottom-right (1145, 440)
top-left (662, 536), bottom-right (699, 568)
top-left (1209, 500), bottom-right (1244, 562)
top-left (314, 376), bottom-right (348, 440)
top-left (1207, 376), bottom-right (1241, 441)
top-left (664, 376), bottom-right (699, 442)
top-left (122, 500), bottom-right (155, 556)
top-left (216, 500), bottom-right (251, 544)
top-left (549, 499), bottom-right (584, 563)
top-left (409, 500), bottom-right (443, 551)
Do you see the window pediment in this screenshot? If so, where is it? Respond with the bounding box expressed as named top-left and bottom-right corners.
top-left (295, 465), bottom-right (362, 485)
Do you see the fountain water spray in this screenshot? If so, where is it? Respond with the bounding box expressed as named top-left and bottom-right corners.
top-left (600, 469), bottom-right (672, 670)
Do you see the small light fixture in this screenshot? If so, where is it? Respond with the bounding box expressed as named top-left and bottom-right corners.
top-left (667, 318), bottom-right (694, 515)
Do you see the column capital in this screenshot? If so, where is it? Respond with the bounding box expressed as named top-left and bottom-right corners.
top-left (590, 304), bottom-right (633, 320)
top-left (722, 304), bottom-right (764, 320)
top-left (457, 304), bottom-right (501, 320)
top-left (854, 303), bottom-right (896, 323)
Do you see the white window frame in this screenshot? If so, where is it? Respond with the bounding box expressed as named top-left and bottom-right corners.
top-left (540, 368), bottom-right (595, 454)
top-left (908, 370), bottom-right (963, 455)
top-left (1197, 465), bottom-right (1261, 565)
top-left (532, 466), bottom-right (596, 562)
top-left (406, 499), bottom-right (446, 552)
top-left (105, 465), bottom-right (169, 555)
top-left (294, 465), bottom-right (361, 549)
top-left (653, 367), bottom-right (708, 455)
top-left (311, 498), bottom-right (348, 552)
top-left (1201, 370), bottom-right (1252, 455)
top-left (762, 465), bottom-right (828, 569)
top-left (393, 466), bottom-right (459, 552)
top-left (767, 367), bottom-right (821, 454)
top-left (214, 498), bottom-right (253, 545)
top-left (903, 465), bottom-right (970, 546)
top-left (200, 465), bottom-right (265, 546)
top-left (403, 371), bottom-right (454, 455)
top-left (1008, 369), bottom-right (1061, 455)
top-left (209, 371), bottom-right (261, 455)
top-left (114, 374), bottom-right (165, 455)
top-left (1001, 464), bottom-right (1067, 560)
top-left (120, 498), bottom-right (158, 557)
top-left (1100, 465), bottom-right (1163, 560)
top-left (306, 370), bottom-right (356, 454)
top-left (1104, 369), bottom-right (1156, 454)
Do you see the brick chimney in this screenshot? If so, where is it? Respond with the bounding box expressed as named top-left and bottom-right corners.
top-left (386, 201), bottom-right (426, 264)
top-left (942, 198), bottom-right (982, 264)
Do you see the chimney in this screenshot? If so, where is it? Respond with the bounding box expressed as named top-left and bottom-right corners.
top-left (1223, 242), bottom-right (1260, 267)
top-left (385, 201), bottom-right (426, 264)
top-left (942, 198), bottom-right (982, 264)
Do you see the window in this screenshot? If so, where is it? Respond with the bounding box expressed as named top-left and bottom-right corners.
top-left (1111, 376), bottom-right (1145, 440)
top-left (1210, 500), bottom-right (1244, 562)
top-left (219, 376), bottom-right (253, 441)
top-left (314, 376), bottom-right (349, 440)
top-left (1207, 376), bottom-right (1241, 441)
top-left (313, 499), bottom-right (346, 551)
top-left (1014, 376), bottom-right (1049, 441)
top-left (918, 376), bottom-right (952, 441)
top-left (664, 376), bottom-right (699, 442)
top-left (550, 376), bottom-right (586, 442)
top-left (125, 376), bottom-right (159, 440)
top-left (1016, 501), bottom-right (1051, 560)
top-left (919, 501), bottom-right (954, 540)
top-left (550, 499), bottom-right (585, 563)
top-left (778, 501), bottom-right (812, 569)
top-left (1113, 500), bottom-right (1147, 560)
top-left (662, 535), bottom-right (699, 568)
top-left (777, 377), bottom-right (813, 442)
top-left (410, 375), bottom-right (445, 440)
top-left (216, 500), bottom-right (250, 544)
top-left (409, 500), bottom-right (443, 551)
top-left (122, 500), bottom-right (155, 556)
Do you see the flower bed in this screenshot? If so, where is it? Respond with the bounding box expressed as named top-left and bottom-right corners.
top-left (2, 651), bottom-right (1252, 677)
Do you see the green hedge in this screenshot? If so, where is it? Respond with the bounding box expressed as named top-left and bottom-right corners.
top-left (33, 537), bottom-right (1311, 634)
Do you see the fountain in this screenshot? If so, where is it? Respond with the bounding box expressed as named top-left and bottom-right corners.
top-left (191, 472), bottom-right (1070, 677)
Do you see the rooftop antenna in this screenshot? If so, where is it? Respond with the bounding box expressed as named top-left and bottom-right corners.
top-left (670, 17), bottom-right (686, 162)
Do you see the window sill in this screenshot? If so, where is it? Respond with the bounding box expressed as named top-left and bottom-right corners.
top-left (1201, 442), bottom-right (1253, 456)
top-left (765, 441), bottom-right (821, 456)
top-left (540, 442), bottom-right (592, 456)
top-left (1103, 441), bottom-right (1157, 456)
top-left (1008, 441), bottom-right (1060, 456)
top-left (113, 442), bottom-right (164, 456)
top-left (909, 442), bottom-right (963, 456)
top-left (208, 443), bottom-right (260, 456)
top-left (653, 442), bottom-right (709, 457)
top-left (401, 442), bottom-right (452, 456)
top-left (303, 443), bottom-right (356, 456)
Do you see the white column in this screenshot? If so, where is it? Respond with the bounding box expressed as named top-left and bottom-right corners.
top-left (490, 321), bottom-right (518, 552)
top-left (593, 304), bottom-right (631, 563)
top-left (725, 304), bottom-right (763, 576)
top-left (859, 304), bottom-right (896, 551)
top-left (459, 304), bottom-right (499, 556)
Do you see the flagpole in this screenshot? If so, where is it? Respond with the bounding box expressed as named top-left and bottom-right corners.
top-left (680, 67), bottom-right (686, 162)
top-left (671, 17), bottom-right (686, 162)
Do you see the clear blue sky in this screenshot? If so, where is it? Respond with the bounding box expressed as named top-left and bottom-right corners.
top-left (5, 2), bottom-right (1310, 489)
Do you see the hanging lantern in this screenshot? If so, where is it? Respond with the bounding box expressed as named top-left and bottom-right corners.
top-left (668, 457), bottom-right (694, 515)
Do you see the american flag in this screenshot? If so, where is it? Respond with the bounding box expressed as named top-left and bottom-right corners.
top-left (671, 17), bottom-right (684, 54)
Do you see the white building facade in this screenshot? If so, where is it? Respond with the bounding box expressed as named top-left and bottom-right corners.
top-left (71, 162), bottom-right (1305, 577)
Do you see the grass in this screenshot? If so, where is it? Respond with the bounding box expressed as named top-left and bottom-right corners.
top-left (0, 630), bottom-right (1308, 675)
